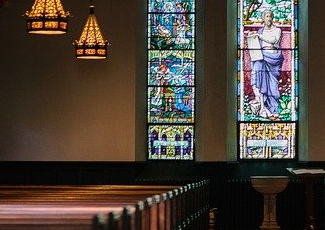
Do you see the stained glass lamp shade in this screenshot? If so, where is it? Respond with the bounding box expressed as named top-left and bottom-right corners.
top-left (25, 0), bottom-right (70, 35)
top-left (74, 4), bottom-right (109, 59)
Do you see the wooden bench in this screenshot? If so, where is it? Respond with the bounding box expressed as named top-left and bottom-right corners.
top-left (0, 185), bottom-right (172, 230)
top-left (95, 180), bottom-right (210, 230)
top-left (0, 180), bottom-right (210, 230)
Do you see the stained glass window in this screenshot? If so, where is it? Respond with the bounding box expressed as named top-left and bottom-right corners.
top-left (147, 0), bottom-right (195, 160)
top-left (238, 0), bottom-right (298, 159)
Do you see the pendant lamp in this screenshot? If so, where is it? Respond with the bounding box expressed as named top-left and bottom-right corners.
top-left (25, 0), bottom-right (70, 35)
top-left (74, 0), bottom-right (109, 59)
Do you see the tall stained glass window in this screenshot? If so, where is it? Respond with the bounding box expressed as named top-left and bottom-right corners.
top-left (147, 0), bottom-right (195, 160)
top-left (238, 0), bottom-right (298, 159)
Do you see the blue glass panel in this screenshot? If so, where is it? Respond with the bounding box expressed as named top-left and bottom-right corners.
top-left (294, 4), bottom-right (298, 22)
top-left (237, 58), bottom-right (241, 70)
top-left (295, 50), bottom-right (298, 71)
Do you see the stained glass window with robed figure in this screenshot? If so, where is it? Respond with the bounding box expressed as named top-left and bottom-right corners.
top-left (238, 0), bottom-right (298, 159)
top-left (147, 0), bottom-right (195, 160)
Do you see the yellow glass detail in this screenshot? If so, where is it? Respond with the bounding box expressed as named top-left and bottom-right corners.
top-left (85, 49), bottom-right (96, 55)
top-left (26, 0), bottom-right (69, 19)
top-left (97, 49), bottom-right (106, 55)
top-left (25, 0), bottom-right (70, 34)
top-left (60, 22), bottom-right (67, 29)
top-left (31, 22), bottom-right (43, 29)
top-left (45, 21), bottom-right (58, 29)
top-left (76, 49), bottom-right (83, 55)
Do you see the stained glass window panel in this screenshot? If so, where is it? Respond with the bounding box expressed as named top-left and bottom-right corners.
top-left (148, 50), bottom-right (195, 86)
top-left (148, 125), bottom-right (194, 160)
top-left (148, 13), bottom-right (195, 50)
top-left (147, 0), bottom-right (195, 160)
top-left (148, 86), bottom-right (195, 123)
top-left (148, 0), bottom-right (195, 50)
top-left (148, 1), bottom-right (195, 13)
top-left (238, 50), bottom-right (298, 122)
top-left (238, 0), bottom-right (298, 159)
top-left (239, 123), bottom-right (296, 159)
top-left (238, 0), bottom-right (297, 49)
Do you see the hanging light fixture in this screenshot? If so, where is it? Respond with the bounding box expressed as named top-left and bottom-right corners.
top-left (74, 0), bottom-right (109, 59)
top-left (25, 0), bottom-right (70, 35)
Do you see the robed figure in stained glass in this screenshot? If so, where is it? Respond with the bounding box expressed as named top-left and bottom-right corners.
top-left (248, 9), bottom-right (284, 120)
top-left (238, 0), bottom-right (298, 159)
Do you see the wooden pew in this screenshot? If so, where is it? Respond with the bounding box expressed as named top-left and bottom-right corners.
top-left (0, 185), bottom-right (177, 230)
top-left (102, 180), bottom-right (210, 230)
top-left (0, 180), bottom-right (210, 230)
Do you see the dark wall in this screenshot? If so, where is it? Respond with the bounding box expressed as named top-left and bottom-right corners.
top-left (308, 0), bottom-right (325, 160)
